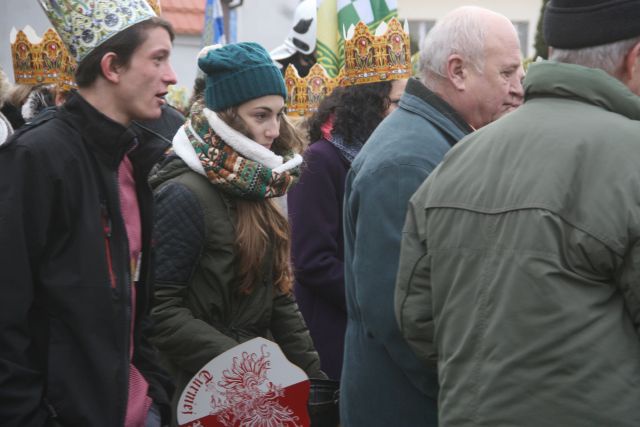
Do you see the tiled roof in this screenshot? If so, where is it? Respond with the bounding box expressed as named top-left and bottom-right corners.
top-left (161, 0), bottom-right (205, 35)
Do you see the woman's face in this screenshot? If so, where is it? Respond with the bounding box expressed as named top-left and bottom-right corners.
top-left (236, 95), bottom-right (285, 151)
top-left (385, 78), bottom-right (408, 116)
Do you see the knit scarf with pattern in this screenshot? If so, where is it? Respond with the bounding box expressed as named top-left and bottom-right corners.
top-left (172, 100), bottom-right (302, 200)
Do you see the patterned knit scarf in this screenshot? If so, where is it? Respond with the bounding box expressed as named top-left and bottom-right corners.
top-left (175, 100), bottom-right (302, 200)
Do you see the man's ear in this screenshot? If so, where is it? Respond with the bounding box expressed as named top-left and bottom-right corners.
top-left (100, 52), bottom-right (121, 84)
top-left (621, 41), bottom-right (640, 82)
top-left (446, 54), bottom-right (467, 91)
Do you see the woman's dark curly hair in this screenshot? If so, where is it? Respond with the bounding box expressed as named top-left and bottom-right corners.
top-left (307, 80), bottom-right (393, 145)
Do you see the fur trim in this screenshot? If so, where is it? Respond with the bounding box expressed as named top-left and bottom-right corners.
top-left (20, 85), bottom-right (55, 122)
top-left (273, 154), bottom-right (302, 174)
top-left (0, 67), bottom-right (10, 107)
top-left (203, 107), bottom-right (302, 173)
top-left (0, 112), bottom-right (12, 146)
top-left (172, 126), bottom-right (206, 176)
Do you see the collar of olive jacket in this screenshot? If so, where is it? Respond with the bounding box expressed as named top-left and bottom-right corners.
top-left (525, 61), bottom-right (640, 120)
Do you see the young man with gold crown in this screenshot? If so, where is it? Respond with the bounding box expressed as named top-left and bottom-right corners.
top-left (0, 0), bottom-right (177, 426)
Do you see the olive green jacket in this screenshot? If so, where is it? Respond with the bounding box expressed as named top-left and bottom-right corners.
top-left (149, 156), bottom-right (323, 421)
top-left (396, 62), bottom-right (640, 426)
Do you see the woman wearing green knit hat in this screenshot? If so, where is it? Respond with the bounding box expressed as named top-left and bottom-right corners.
top-left (148, 42), bottom-right (326, 424)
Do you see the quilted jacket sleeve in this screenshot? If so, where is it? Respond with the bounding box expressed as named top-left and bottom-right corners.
top-left (150, 181), bottom-right (239, 375)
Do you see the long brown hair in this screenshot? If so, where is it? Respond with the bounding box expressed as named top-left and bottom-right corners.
top-left (217, 108), bottom-right (302, 294)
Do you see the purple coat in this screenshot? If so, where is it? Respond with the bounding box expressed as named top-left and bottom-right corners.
top-left (288, 139), bottom-right (349, 380)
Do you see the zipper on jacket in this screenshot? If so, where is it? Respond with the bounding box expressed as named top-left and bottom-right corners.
top-left (101, 203), bottom-right (117, 289)
top-left (113, 164), bottom-right (132, 427)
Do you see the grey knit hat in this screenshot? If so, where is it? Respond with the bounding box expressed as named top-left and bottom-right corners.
top-left (198, 42), bottom-right (287, 112)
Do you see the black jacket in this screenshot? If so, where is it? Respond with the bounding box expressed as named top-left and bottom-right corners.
top-left (0, 92), bottom-right (174, 426)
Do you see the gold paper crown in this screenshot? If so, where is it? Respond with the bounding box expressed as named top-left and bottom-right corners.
top-left (38, 0), bottom-right (156, 63)
top-left (10, 26), bottom-right (77, 92)
top-left (341, 17), bottom-right (411, 86)
top-left (147, 0), bottom-right (162, 15)
top-left (284, 63), bottom-right (340, 117)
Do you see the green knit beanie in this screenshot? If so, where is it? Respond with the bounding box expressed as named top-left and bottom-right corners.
top-left (198, 42), bottom-right (287, 112)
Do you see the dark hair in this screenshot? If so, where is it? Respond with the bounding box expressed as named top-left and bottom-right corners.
top-left (75, 17), bottom-right (175, 88)
top-left (185, 75), bottom-right (206, 115)
top-left (307, 81), bottom-right (392, 145)
top-left (276, 51), bottom-right (317, 77)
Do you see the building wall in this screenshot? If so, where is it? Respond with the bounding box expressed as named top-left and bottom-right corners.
top-left (236, 0), bottom-right (297, 52)
top-left (397, 0), bottom-right (543, 58)
top-left (169, 0), bottom-right (296, 101)
top-left (170, 34), bottom-right (202, 94)
top-left (0, 1), bottom-right (543, 91)
top-left (0, 0), bottom-right (296, 87)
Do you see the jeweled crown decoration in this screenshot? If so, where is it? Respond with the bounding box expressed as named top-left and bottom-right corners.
top-left (341, 17), bottom-right (411, 86)
top-left (38, 0), bottom-right (157, 63)
top-left (11, 26), bottom-right (77, 91)
top-left (147, 0), bottom-right (162, 15)
top-left (284, 63), bottom-right (339, 117)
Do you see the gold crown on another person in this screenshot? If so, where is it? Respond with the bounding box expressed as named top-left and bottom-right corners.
top-left (147, 0), bottom-right (162, 16)
top-left (10, 26), bottom-right (77, 92)
top-left (284, 63), bottom-right (340, 117)
top-left (38, 0), bottom-right (156, 63)
top-left (341, 17), bottom-right (411, 86)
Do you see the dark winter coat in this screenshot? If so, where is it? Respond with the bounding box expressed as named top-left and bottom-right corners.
top-left (288, 139), bottom-right (349, 380)
top-left (396, 61), bottom-right (640, 427)
top-left (149, 155), bottom-right (324, 423)
top-left (341, 78), bottom-right (471, 426)
top-left (0, 92), bottom-right (173, 426)
top-left (134, 104), bottom-right (185, 143)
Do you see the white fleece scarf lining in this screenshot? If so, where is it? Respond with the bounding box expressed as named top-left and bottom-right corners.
top-left (172, 108), bottom-right (302, 175)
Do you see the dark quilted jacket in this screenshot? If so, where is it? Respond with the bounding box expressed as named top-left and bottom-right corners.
top-left (148, 156), bottom-right (324, 422)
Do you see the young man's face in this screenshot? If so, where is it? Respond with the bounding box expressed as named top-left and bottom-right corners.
top-left (115, 26), bottom-right (177, 123)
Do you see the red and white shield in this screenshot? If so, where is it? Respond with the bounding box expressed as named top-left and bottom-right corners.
top-left (177, 337), bottom-right (311, 427)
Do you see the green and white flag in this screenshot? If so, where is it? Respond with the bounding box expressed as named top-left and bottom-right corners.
top-left (317, 0), bottom-right (398, 77)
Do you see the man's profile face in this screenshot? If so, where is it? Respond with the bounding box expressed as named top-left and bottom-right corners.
top-left (113, 26), bottom-right (177, 123)
top-left (464, 22), bottom-right (524, 129)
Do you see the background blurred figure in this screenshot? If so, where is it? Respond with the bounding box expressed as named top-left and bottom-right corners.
top-left (134, 103), bottom-right (185, 144)
top-left (396, 1), bottom-right (640, 426)
top-left (342, 6), bottom-right (523, 426)
top-left (149, 42), bottom-right (325, 424)
top-left (271, 0), bottom-right (317, 77)
top-left (5, 83), bottom-right (55, 126)
top-left (7, 26), bottom-right (77, 129)
top-left (288, 79), bottom-right (406, 382)
top-left (0, 67), bottom-right (12, 145)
